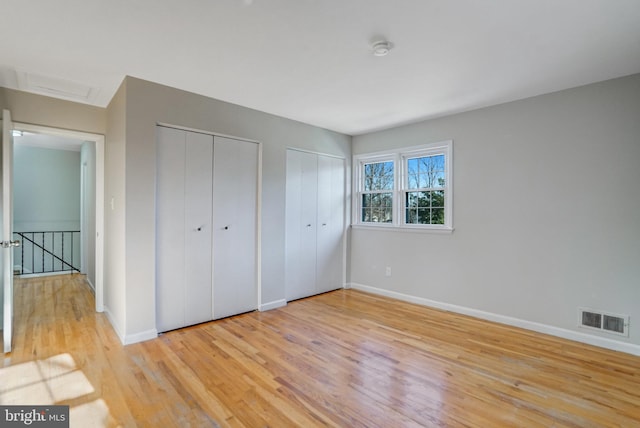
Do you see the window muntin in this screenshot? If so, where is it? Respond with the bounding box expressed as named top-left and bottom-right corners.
top-left (354, 141), bottom-right (452, 231)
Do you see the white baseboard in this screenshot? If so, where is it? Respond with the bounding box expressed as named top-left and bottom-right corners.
top-left (124, 329), bottom-right (158, 345)
top-left (17, 271), bottom-right (77, 279)
top-left (85, 277), bottom-right (95, 293)
top-left (103, 305), bottom-right (157, 345)
top-left (103, 305), bottom-right (125, 344)
top-left (14, 265), bottom-right (31, 274)
top-left (260, 299), bottom-right (287, 311)
top-left (349, 282), bottom-right (640, 357)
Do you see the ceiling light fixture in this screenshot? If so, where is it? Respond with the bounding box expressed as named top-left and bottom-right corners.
top-left (372, 40), bottom-right (392, 57)
top-left (12, 130), bottom-right (23, 137)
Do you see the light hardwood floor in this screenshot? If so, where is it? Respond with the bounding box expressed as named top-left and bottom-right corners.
top-left (1, 274), bottom-right (639, 427)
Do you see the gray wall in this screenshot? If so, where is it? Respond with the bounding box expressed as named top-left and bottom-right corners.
top-left (104, 82), bottom-right (127, 340)
top-left (0, 87), bottom-right (106, 134)
top-left (105, 76), bottom-right (351, 342)
top-left (351, 73), bottom-right (640, 348)
top-left (13, 145), bottom-right (81, 232)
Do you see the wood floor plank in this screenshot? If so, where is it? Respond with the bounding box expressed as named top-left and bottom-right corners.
top-left (1, 274), bottom-right (639, 427)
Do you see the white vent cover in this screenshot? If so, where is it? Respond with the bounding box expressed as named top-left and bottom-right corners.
top-left (16, 70), bottom-right (99, 104)
top-left (579, 308), bottom-right (629, 337)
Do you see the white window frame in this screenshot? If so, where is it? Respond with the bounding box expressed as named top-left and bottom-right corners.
top-left (352, 140), bottom-right (453, 233)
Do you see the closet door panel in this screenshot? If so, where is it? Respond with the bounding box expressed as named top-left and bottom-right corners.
top-left (285, 150), bottom-right (318, 301)
top-left (299, 151), bottom-right (318, 296)
top-left (156, 127), bottom-right (187, 332)
top-left (315, 154), bottom-right (333, 292)
top-left (213, 137), bottom-right (258, 319)
top-left (285, 150), bottom-right (303, 301)
top-left (316, 155), bottom-right (345, 293)
top-left (184, 131), bottom-right (214, 326)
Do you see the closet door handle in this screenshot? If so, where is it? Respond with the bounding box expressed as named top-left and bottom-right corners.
top-left (223, 225), bottom-right (230, 230)
top-left (306, 224), bottom-right (312, 227)
top-left (322, 223), bottom-right (327, 226)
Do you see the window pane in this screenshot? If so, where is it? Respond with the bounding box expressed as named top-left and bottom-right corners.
top-left (417, 208), bottom-right (430, 224)
top-left (362, 192), bottom-right (393, 223)
top-left (407, 158), bottom-right (419, 188)
top-left (406, 192), bottom-right (418, 208)
top-left (432, 171), bottom-right (445, 188)
top-left (406, 191), bottom-right (433, 208)
top-left (381, 207), bottom-right (393, 223)
top-left (433, 154), bottom-right (445, 170)
top-left (406, 208), bottom-right (417, 224)
top-left (371, 193), bottom-right (392, 208)
top-left (431, 208), bottom-right (445, 224)
top-left (364, 161), bottom-right (394, 191)
top-left (404, 192), bottom-right (446, 225)
top-left (432, 190), bottom-right (444, 208)
top-left (405, 205), bottom-right (432, 224)
top-left (407, 154), bottom-right (446, 189)
top-left (382, 193), bottom-right (393, 208)
top-left (418, 191), bottom-right (431, 207)
top-left (372, 207), bottom-right (392, 223)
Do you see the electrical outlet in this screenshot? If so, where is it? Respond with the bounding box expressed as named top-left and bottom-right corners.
top-left (385, 267), bottom-right (392, 277)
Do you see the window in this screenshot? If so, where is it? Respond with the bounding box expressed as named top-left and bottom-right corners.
top-left (361, 160), bottom-right (394, 223)
top-left (354, 140), bottom-right (452, 231)
top-left (404, 154), bottom-right (445, 225)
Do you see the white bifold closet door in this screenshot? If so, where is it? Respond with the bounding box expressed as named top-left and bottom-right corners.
top-left (157, 128), bottom-right (214, 332)
top-left (285, 149), bottom-right (345, 301)
top-left (212, 136), bottom-right (258, 319)
top-left (156, 126), bottom-right (258, 332)
top-left (285, 150), bottom-right (318, 301)
top-left (315, 154), bottom-right (345, 294)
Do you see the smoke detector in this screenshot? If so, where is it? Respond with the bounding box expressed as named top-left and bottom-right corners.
top-left (372, 41), bottom-right (392, 57)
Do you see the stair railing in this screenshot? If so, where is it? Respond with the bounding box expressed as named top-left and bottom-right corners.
top-left (13, 231), bottom-right (81, 275)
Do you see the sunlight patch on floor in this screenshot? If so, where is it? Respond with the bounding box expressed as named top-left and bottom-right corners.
top-left (70, 399), bottom-right (115, 427)
top-left (0, 353), bottom-right (116, 427)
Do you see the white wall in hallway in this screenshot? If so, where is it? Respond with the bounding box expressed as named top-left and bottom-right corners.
top-left (13, 145), bottom-right (81, 232)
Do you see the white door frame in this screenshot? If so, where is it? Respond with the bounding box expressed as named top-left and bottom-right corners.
top-left (13, 122), bottom-right (105, 312)
top-left (80, 161), bottom-right (88, 274)
top-left (2, 110), bottom-right (15, 353)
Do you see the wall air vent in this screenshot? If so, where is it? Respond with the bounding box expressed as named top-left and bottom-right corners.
top-left (579, 308), bottom-right (629, 337)
top-left (603, 314), bottom-right (626, 334)
top-left (581, 310), bottom-right (601, 329)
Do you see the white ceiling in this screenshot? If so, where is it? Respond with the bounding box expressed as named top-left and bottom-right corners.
top-left (1, 0), bottom-right (639, 136)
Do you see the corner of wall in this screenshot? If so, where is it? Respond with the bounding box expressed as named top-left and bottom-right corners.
top-left (104, 78), bottom-right (128, 346)
top-left (103, 305), bottom-right (125, 344)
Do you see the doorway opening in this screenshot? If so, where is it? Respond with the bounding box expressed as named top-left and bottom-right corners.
top-left (13, 123), bottom-right (104, 312)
